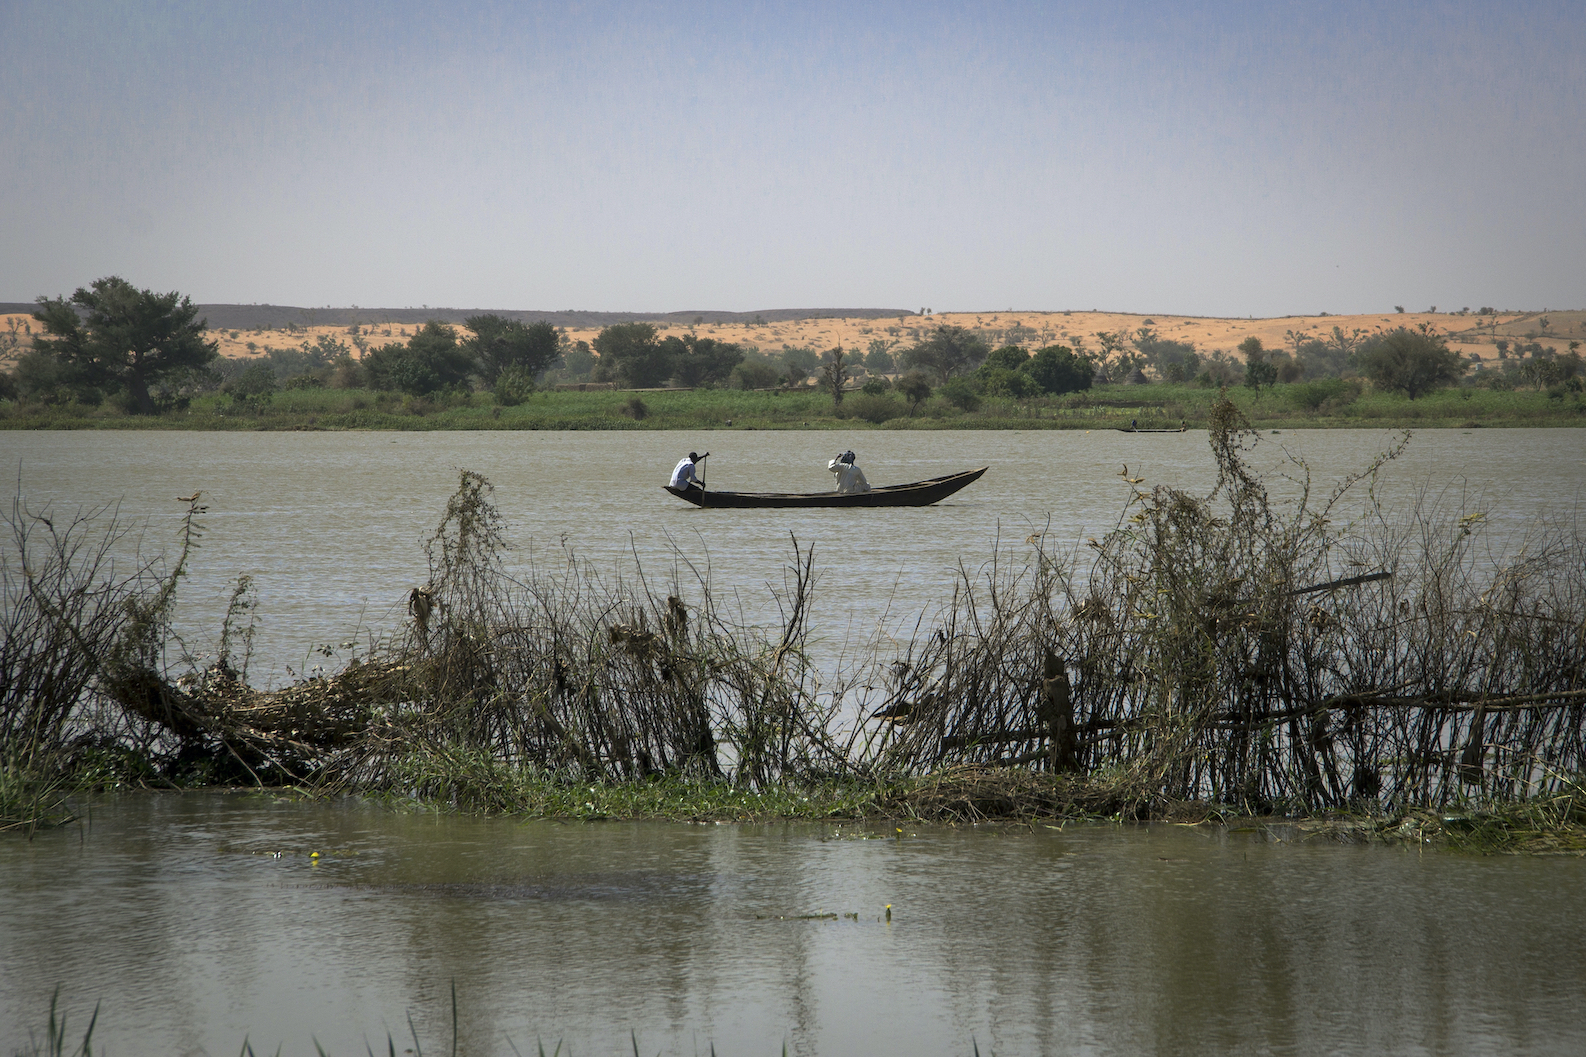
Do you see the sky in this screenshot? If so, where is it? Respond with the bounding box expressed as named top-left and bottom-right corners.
top-left (2, 0), bottom-right (1582, 317)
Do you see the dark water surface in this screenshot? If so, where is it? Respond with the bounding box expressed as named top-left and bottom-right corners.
top-left (3, 792), bottom-right (1584, 1056)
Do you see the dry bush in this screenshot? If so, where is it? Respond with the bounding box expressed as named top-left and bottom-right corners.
top-left (849, 399), bottom-right (1586, 812)
top-left (16, 413), bottom-right (1583, 821)
top-left (1, 493), bottom-right (189, 776)
top-left (321, 472), bottom-right (859, 795)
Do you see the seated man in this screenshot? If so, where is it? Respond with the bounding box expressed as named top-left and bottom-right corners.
top-left (670, 451), bottom-right (704, 490)
top-left (827, 450), bottom-right (870, 494)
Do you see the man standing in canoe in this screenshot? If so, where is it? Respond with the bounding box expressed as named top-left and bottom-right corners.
top-left (670, 451), bottom-right (706, 492)
top-left (828, 450), bottom-right (870, 494)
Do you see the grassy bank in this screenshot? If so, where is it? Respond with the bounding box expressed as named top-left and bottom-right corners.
top-left (3, 378), bottom-right (1585, 430)
top-left (5, 399), bottom-right (1585, 853)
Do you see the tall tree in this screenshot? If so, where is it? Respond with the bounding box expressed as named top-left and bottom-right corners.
top-left (32, 276), bottom-right (218, 413)
top-left (901, 325), bottom-right (990, 383)
top-left (592, 322), bottom-right (669, 387)
top-left (1358, 326), bottom-right (1467, 400)
top-left (896, 371), bottom-right (933, 414)
top-left (664, 334), bottom-right (744, 387)
top-left (1240, 336), bottom-right (1277, 391)
top-left (362, 321), bottom-right (475, 394)
top-left (780, 347), bottom-right (818, 385)
top-left (464, 315), bottom-right (563, 384)
top-left (1131, 330), bottom-right (1199, 382)
top-left (1025, 345), bottom-right (1094, 395)
top-left (821, 345), bottom-right (850, 405)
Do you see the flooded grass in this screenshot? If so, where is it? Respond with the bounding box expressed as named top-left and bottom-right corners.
top-left (3, 379), bottom-right (1584, 431)
top-left (4, 399), bottom-right (1585, 850)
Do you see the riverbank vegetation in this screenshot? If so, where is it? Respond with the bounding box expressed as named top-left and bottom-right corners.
top-left (4, 400), bottom-right (1585, 851)
top-left (3, 374), bottom-right (1585, 431)
top-left (5, 279), bottom-right (1584, 430)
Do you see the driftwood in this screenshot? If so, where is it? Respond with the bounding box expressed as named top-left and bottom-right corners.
top-left (104, 659), bottom-right (408, 779)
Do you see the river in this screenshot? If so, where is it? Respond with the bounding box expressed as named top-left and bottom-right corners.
top-left (4, 428), bottom-right (1581, 685)
top-left (4, 791), bottom-right (1585, 1056)
top-left (4, 428), bottom-right (1585, 1054)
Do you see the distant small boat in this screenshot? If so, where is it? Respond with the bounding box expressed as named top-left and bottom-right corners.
top-left (665, 467), bottom-right (988, 509)
top-left (1116, 426), bottom-right (1188, 433)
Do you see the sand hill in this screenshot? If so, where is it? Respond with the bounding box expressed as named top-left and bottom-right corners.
top-left (4, 307), bottom-right (1583, 371)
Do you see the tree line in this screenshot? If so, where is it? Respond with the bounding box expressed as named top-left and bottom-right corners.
top-left (11, 277), bottom-right (1567, 414)
top-left (0, 278), bottom-right (1099, 413)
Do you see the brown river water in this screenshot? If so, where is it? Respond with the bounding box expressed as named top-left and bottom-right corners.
top-left (4, 791), bottom-right (1585, 1056)
top-left (4, 428), bottom-right (1582, 684)
top-left (3, 428), bottom-right (1585, 1054)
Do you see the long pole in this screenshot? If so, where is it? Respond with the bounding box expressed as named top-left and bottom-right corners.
top-left (698, 452), bottom-right (709, 491)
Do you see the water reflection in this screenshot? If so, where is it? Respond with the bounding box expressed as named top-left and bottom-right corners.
top-left (3, 793), bottom-right (1583, 1056)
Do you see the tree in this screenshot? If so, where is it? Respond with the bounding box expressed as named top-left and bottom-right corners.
top-left (781, 347), bottom-right (818, 385)
top-left (864, 339), bottom-right (896, 373)
top-left (225, 361), bottom-right (276, 405)
top-left (730, 359), bottom-right (779, 390)
top-left (979, 345), bottom-right (1029, 373)
top-left (1133, 330), bottom-right (1200, 382)
top-left (1093, 330), bottom-right (1139, 379)
top-left (1240, 337), bottom-right (1276, 391)
top-left (665, 334), bottom-right (743, 387)
top-left (464, 315), bottom-right (562, 384)
top-left (900, 325), bottom-right (990, 383)
top-left (592, 323), bottom-right (669, 387)
top-left (822, 345), bottom-right (850, 405)
top-left (561, 341), bottom-right (595, 380)
top-left (8, 348), bottom-right (103, 405)
top-left (1282, 328), bottom-right (1314, 359)
top-left (896, 371), bottom-right (933, 414)
top-left (1357, 325), bottom-right (1467, 399)
top-left (363, 321), bottom-right (475, 394)
top-left (32, 276), bottom-right (218, 413)
top-left (1295, 338), bottom-right (1345, 379)
top-left (1025, 344), bottom-right (1094, 395)
top-left (1325, 325), bottom-right (1366, 359)
top-left (938, 376), bottom-right (980, 410)
top-left (974, 345), bottom-right (1039, 399)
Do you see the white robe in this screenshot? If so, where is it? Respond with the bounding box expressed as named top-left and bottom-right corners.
top-left (670, 457), bottom-right (700, 488)
top-left (828, 458), bottom-right (870, 494)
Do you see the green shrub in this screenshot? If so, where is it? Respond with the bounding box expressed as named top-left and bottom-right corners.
top-left (979, 367), bottom-right (1040, 398)
top-left (842, 392), bottom-right (903, 423)
top-left (493, 365), bottom-right (536, 407)
top-left (1286, 377), bottom-right (1349, 410)
top-left (939, 376), bottom-right (981, 411)
top-left (730, 360), bottom-right (779, 390)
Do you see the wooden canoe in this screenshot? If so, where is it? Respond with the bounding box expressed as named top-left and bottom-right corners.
top-left (664, 467), bottom-right (988, 509)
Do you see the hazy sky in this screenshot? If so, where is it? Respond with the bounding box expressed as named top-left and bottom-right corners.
top-left (3, 1), bottom-right (1581, 316)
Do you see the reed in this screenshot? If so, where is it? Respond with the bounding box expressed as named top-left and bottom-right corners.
top-left (10, 988), bottom-right (98, 1057)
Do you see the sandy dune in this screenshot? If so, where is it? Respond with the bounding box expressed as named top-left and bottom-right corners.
top-left (4, 308), bottom-right (1582, 370)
